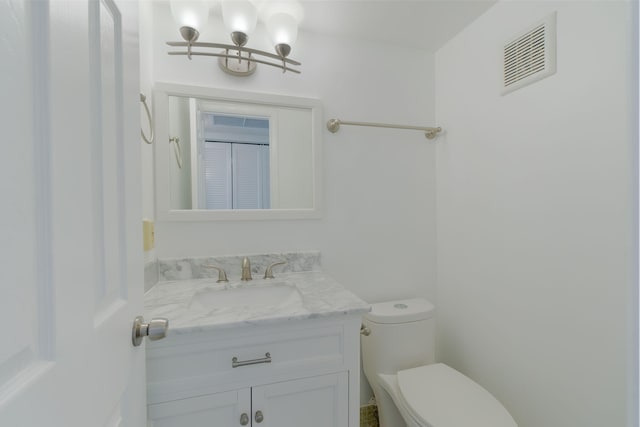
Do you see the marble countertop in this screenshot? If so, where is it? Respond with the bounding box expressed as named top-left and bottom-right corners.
top-left (144, 271), bottom-right (371, 335)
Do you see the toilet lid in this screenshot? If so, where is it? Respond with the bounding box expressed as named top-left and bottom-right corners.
top-left (397, 364), bottom-right (517, 427)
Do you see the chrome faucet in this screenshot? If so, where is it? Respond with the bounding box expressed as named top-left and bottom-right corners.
top-left (264, 261), bottom-right (287, 279)
top-left (241, 257), bottom-right (252, 281)
top-left (203, 265), bottom-right (228, 283)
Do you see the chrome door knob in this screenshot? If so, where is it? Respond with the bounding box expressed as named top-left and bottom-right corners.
top-left (254, 410), bottom-right (264, 423)
top-left (132, 316), bottom-right (169, 347)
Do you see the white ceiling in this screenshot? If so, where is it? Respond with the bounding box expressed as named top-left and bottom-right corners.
top-left (296, 1), bottom-right (497, 51)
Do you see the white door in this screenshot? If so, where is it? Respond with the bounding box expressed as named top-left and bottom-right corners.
top-left (0, 0), bottom-right (145, 426)
top-left (232, 143), bottom-right (270, 209)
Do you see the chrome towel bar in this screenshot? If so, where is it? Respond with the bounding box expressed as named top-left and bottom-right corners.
top-left (326, 118), bottom-right (442, 140)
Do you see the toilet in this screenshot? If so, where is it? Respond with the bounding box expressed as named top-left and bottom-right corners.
top-left (361, 298), bottom-right (517, 427)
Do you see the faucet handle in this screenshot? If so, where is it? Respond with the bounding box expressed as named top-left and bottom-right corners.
top-left (263, 261), bottom-right (287, 279)
top-left (241, 257), bottom-right (252, 281)
top-left (203, 265), bottom-right (229, 283)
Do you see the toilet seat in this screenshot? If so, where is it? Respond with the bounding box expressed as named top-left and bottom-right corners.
top-left (395, 364), bottom-right (517, 427)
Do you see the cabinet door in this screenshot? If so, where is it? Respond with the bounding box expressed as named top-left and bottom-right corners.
top-left (252, 373), bottom-right (349, 427)
top-left (148, 388), bottom-right (251, 427)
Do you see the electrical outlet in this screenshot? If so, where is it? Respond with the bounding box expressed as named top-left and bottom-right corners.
top-left (142, 219), bottom-right (154, 251)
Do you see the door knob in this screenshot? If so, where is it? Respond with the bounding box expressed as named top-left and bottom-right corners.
top-left (132, 316), bottom-right (169, 347)
top-left (254, 410), bottom-right (264, 423)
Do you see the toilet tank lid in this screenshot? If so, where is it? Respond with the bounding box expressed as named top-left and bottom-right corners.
top-left (365, 298), bottom-right (435, 324)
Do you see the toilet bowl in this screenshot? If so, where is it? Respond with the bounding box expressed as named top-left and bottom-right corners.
top-left (361, 298), bottom-right (517, 427)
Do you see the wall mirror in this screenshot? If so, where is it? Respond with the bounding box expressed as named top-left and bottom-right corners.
top-left (153, 83), bottom-right (323, 220)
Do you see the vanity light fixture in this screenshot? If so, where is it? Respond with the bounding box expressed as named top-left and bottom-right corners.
top-left (167, 0), bottom-right (303, 76)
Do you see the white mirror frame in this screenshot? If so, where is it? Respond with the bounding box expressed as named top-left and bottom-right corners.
top-left (153, 83), bottom-right (323, 221)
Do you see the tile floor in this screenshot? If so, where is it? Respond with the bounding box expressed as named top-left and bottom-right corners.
top-left (360, 404), bottom-right (379, 427)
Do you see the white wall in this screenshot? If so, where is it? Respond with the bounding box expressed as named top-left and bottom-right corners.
top-left (141, 2), bottom-right (438, 307)
top-left (435, 2), bottom-right (637, 427)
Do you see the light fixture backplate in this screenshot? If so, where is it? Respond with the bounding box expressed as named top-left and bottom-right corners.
top-left (218, 50), bottom-right (257, 76)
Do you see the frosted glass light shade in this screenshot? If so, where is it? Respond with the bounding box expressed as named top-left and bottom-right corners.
top-left (170, 0), bottom-right (210, 32)
top-left (266, 12), bottom-right (298, 46)
top-left (221, 0), bottom-right (258, 34)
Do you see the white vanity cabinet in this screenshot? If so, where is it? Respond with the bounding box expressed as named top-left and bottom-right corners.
top-left (146, 316), bottom-right (361, 427)
top-left (148, 373), bottom-right (348, 427)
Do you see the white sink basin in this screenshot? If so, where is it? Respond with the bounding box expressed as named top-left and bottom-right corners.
top-left (190, 282), bottom-right (302, 311)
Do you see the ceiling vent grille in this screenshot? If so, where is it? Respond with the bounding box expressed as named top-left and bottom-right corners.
top-left (502, 12), bottom-right (557, 95)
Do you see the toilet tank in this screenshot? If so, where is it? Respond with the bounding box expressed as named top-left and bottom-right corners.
top-left (361, 298), bottom-right (436, 377)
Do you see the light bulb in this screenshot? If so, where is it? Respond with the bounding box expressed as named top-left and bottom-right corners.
top-left (170, 0), bottom-right (210, 34)
top-left (266, 12), bottom-right (298, 46)
top-left (221, 0), bottom-right (258, 35)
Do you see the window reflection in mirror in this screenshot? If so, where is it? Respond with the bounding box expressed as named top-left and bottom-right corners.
top-left (200, 114), bottom-right (270, 210)
top-left (167, 96), bottom-right (313, 211)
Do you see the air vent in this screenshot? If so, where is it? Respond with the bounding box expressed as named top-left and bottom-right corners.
top-left (502, 12), bottom-right (557, 95)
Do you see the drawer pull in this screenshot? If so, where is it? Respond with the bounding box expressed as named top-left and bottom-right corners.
top-left (232, 352), bottom-right (272, 368)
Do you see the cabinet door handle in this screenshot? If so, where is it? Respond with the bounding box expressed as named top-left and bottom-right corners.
top-left (254, 410), bottom-right (264, 423)
top-left (232, 352), bottom-right (271, 368)
top-left (240, 413), bottom-right (249, 426)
